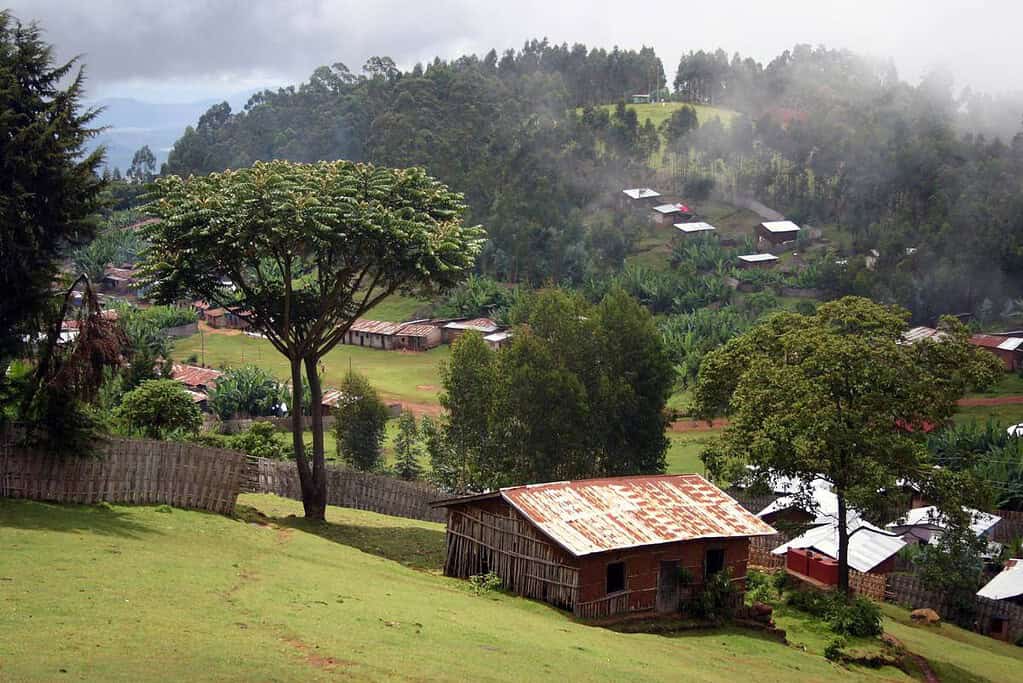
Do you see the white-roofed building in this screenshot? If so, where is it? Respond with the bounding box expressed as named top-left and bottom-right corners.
top-left (651, 202), bottom-right (693, 226)
top-left (886, 506), bottom-right (1002, 546)
top-left (756, 220), bottom-right (801, 245)
top-left (483, 330), bottom-right (512, 350)
top-left (738, 253), bottom-right (778, 269)
top-left (773, 517), bottom-right (906, 575)
top-left (978, 559), bottom-right (1023, 604)
top-left (620, 188), bottom-right (662, 208)
top-left (674, 221), bottom-right (716, 235)
top-left (757, 486), bottom-right (845, 528)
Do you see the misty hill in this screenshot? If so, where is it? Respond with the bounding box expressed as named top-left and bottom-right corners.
top-left (86, 90), bottom-right (261, 171)
top-left (159, 41), bottom-right (1023, 326)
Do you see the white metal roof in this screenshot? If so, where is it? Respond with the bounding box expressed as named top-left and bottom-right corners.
top-left (977, 559), bottom-right (1023, 600)
top-left (902, 326), bottom-right (947, 344)
top-left (738, 253), bottom-right (778, 263)
top-left (997, 337), bottom-right (1023, 351)
top-left (757, 486), bottom-right (844, 525)
top-left (761, 220), bottom-right (801, 233)
top-left (653, 203), bottom-right (690, 214)
top-left (484, 331), bottom-right (512, 343)
top-left (886, 506), bottom-right (1001, 538)
top-left (622, 188), bottom-right (660, 200)
top-left (675, 222), bottom-right (716, 233)
top-left (773, 518), bottom-right (906, 573)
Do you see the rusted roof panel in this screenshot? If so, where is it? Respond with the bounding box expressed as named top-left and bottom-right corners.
top-left (395, 322), bottom-right (439, 337)
top-left (350, 319), bottom-right (403, 335)
top-left (500, 474), bottom-right (776, 556)
top-left (443, 317), bottom-right (500, 333)
top-left (171, 363), bottom-right (223, 389)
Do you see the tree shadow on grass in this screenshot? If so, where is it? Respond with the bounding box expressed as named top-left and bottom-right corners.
top-left (237, 504), bottom-right (446, 572)
top-left (0, 498), bottom-right (161, 538)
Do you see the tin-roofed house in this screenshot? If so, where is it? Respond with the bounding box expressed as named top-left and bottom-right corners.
top-left (969, 334), bottom-right (1023, 371)
top-left (675, 221), bottom-right (717, 237)
top-left (756, 220), bottom-right (801, 246)
top-left (392, 322), bottom-right (442, 351)
top-left (651, 202), bottom-right (693, 226)
top-left (431, 474), bottom-right (776, 619)
top-left (343, 319), bottom-right (403, 349)
top-left (619, 187), bottom-right (662, 209)
top-left (441, 317), bottom-right (500, 344)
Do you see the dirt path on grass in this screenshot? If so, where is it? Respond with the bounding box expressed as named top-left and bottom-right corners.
top-left (884, 634), bottom-right (940, 683)
top-left (670, 418), bottom-right (729, 432)
top-left (957, 395), bottom-right (1023, 406)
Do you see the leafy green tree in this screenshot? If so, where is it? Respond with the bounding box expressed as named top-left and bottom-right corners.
top-left (128, 145), bottom-right (157, 183)
top-left (228, 421), bottom-right (289, 460)
top-left (0, 11), bottom-right (105, 379)
top-left (142, 160), bottom-right (482, 519)
top-left (694, 297), bottom-right (1002, 594)
top-left (115, 379), bottom-right (202, 439)
top-left (207, 366), bottom-right (285, 419)
top-left (393, 410), bottom-right (423, 480)
top-left (333, 370), bottom-right (389, 471)
top-left (438, 332), bottom-right (499, 490)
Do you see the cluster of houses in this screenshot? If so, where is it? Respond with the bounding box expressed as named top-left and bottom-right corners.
top-left (341, 316), bottom-right (511, 352)
top-left (905, 325), bottom-right (1023, 371)
top-left (619, 187), bottom-right (802, 270)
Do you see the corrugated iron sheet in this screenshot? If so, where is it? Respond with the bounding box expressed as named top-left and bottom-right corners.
top-left (903, 326), bottom-right (946, 344)
top-left (772, 518), bottom-right (906, 573)
top-left (760, 220), bottom-right (801, 233)
top-left (350, 319), bottom-right (403, 335)
top-left (978, 558), bottom-right (1023, 600)
top-left (171, 363), bottom-right (223, 389)
top-left (395, 322), bottom-right (438, 337)
top-left (443, 318), bottom-right (499, 332)
top-left (500, 474), bottom-right (776, 556)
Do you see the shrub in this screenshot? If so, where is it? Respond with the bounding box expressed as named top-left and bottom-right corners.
top-left (228, 421), bottom-right (289, 459)
top-left (829, 597), bottom-right (883, 638)
top-left (333, 370), bottom-right (389, 471)
top-left (468, 571), bottom-right (502, 596)
top-left (691, 568), bottom-right (738, 621)
top-left (115, 379), bottom-right (202, 439)
top-left (824, 637), bottom-right (846, 661)
top-left (745, 569), bottom-right (777, 604)
top-left (207, 365), bottom-right (286, 419)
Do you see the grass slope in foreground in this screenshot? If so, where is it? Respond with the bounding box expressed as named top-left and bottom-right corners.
top-left (0, 495), bottom-right (960, 682)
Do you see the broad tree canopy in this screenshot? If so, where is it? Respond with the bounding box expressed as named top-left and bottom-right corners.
top-left (693, 296), bottom-right (1001, 592)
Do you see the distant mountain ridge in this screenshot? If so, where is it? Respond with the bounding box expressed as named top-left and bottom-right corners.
top-left (85, 89), bottom-right (262, 172)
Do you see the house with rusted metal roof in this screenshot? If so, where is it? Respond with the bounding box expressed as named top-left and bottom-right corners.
top-left (970, 334), bottom-right (1023, 371)
top-left (431, 474), bottom-right (776, 619)
top-left (341, 319), bottom-right (442, 350)
top-left (170, 363), bottom-right (223, 393)
top-left (441, 317), bottom-right (500, 344)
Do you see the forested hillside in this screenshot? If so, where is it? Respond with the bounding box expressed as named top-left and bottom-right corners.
top-left (164, 40), bottom-right (1023, 324)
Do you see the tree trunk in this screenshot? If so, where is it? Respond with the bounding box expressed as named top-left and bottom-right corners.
top-left (289, 356), bottom-right (320, 519)
top-left (836, 490), bottom-right (851, 598)
top-left (302, 355), bottom-right (328, 521)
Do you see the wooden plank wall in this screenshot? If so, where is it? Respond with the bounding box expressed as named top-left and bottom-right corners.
top-left (444, 506), bottom-right (581, 611)
top-left (0, 439), bottom-right (247, 515)
top-left (246, 457), bottom-right (446, 523)
top-left (886, 572), bottom-right (1023, 642)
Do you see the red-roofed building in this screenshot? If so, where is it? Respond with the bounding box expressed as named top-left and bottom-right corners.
top-left (970, 334), bottom-right (1023, 371)
top-left (432, 474), bottom-right (776, 618)
top-left (170, 363), bottom-right (223, 393)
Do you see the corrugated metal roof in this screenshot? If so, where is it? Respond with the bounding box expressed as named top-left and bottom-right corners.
top-left (738, 253), bottom-right (778, 263)
top-left (484, 331), bottom-right (512, 343)
top-left (757, 486), bottom-right (844, 525)
top-left (997, 337), bottom-right (1023, 351)
top-left (773, 518), bottom-right (906, 573)
top-left (493, 474), bottom-right (776, 556)
top-left (761, 220), bottom-right (801, 233)
top-left (395, 322), bottom-right (438, 338)
top-left (653, 203), bottom-right (691, 214)
top-left (887, 506), bottom-right (1001, 538)
top-left (675, 221), bottom-right (716, 233)
top-left (443, 318), bottom-right (500, 333)
top-left (350, 319), bottom-right (403, 335)
top-left (184, 389), bottom-right (208, 404)
top-left (171, 363), bottom-right (223, 389)
top-left (978, 559), bottom-right (1023, 600)
top-left (903, 326), bottom-right (946, 344)
top-left (623, 188), bottom-right (661, 200)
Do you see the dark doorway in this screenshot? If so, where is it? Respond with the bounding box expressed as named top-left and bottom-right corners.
top-left (656, 560), bottom-right (681, 613)
top-left (705, 548), bottom-right (725, 577)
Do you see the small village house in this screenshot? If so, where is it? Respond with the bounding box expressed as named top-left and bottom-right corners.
top-left (483, 330), bottom-right (513, 350)
top-left (619, 187), bottom-right (661, 210)
top-left (886, 506), bottom-right (1001, 547)
top-left (432, 474), bottom-right (776, 619)
top-left (756, 220), bottom-right (801, 246)
top-left (772, 519), bottom-right (906, 584)
top-left (101, 266), bottom-right (141, 297)
top-left (674, 221), bottom-right (716, 237)
top-left (203, 307), bottom-right (250, 330)
top-left (977, 559), bottom-right (1023, 641)
top-left (391, 322), bottom-right (442, 351)
top-left (341, 319), bottom-right (442, 351)
top-left (441, 317), bottom-right (500, 344)
top-left (651, 202), bottom-right (692, 226)
top-left (969, 334), bottom-right (1023, 371)
top-left (630, 93), bottom-right (651, 104)
top-left (170, 363), bottom-right (223, 394)
top-left (737, 253), bottom-right (778, 269)
top-left (757, 484), bottom-right (839, 531)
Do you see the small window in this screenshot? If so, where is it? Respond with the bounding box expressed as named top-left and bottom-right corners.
top-left (705, 548), bottom-right (726, 577)
top-left (606, 561), bottom-right (626, 594)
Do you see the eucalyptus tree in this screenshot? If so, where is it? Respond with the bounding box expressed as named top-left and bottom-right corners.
top-left (142, 160), bottom-right (484, 519)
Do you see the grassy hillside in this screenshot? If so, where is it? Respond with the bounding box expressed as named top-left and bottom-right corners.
top-left (4, 494), bottom-right (979, 682)
top-left (583, 101), bottom-right (738, 129)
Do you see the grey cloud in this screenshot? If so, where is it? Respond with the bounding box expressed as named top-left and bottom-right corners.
top-left (8, 0), bottom-right (1023, 101)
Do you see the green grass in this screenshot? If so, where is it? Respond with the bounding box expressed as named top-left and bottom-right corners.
top-left (665, 432), bottom-right (713, 475)
top-left (367, 293), bottom-right (433, 322)
top-left (880, 603), bottom-right (1023, 682)
top-left (583, 102), bottom-right (738, 130)
top-left (172, 331), bottom-right (447, 406)
top-left (969, 372), bottom-right (1023, 397)
top-left (953, 403), bottom-right (1023, 427)
top-left (0, 495), bottom-right (935, 682)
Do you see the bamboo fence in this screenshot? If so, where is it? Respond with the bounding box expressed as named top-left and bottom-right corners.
top-left (0, 438), bottom-right (246, 514)
top-left (247, 457), bottom-right (446, 522)
top-left (444, 506), bottom-right (581, 611)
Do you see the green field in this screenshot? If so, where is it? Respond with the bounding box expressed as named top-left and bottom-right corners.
top-left (367, 293), bottom-right (433, 322)
top-left (9, 495), bottom-right (1019, 681)
top-left (665, 431), bottom-right (713, 475)
top-left (584, 101), bottom-right (739, 129)
top-left (172, 331), bottom-right (447, 406)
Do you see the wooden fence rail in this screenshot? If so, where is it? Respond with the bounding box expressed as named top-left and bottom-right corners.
top-left (0, 439), bottom-right (247, 515)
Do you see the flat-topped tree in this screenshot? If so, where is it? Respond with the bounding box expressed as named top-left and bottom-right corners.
top-left (141, 160), bottom-right (484, 519)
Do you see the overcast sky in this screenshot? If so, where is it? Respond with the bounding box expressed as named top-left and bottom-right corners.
top-left (10, 0), bottom-right (1023, 102)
